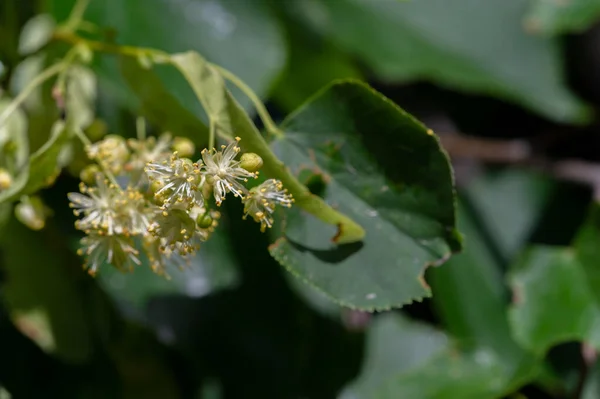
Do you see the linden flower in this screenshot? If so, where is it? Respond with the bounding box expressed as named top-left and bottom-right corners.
top-left (147, 208), bottom-right (198, 256)
top-left (78, 233), bottom-right (141, 275)
top-left (127, 134), bottom-right (173, 174)
top-left (200, 137), bottom-right (257, 205)
top-left (86, 135), bottom-right (130, 175)
top-left (68, 176), bottom-right (122, 234)
top-left (145, 153), bottom-right (202, 209)
top-left (118, 188), bottom-right (153, 235)
top-left (243, 179), bottom-right (293, 232)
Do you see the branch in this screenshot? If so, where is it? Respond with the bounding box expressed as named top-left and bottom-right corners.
top-left (440, 133), bottom-right (600, 199)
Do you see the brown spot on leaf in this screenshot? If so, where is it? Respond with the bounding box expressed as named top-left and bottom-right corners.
top-left (332, 223), bottom-right (344, 243)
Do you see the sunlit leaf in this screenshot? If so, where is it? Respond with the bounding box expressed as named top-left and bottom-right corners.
top-left (270, 81), bottom-right (461, 310)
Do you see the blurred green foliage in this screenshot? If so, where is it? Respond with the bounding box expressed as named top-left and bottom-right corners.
top-left (2, 0), bottom-right (600, 398)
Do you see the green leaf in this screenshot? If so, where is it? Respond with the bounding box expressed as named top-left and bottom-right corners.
top-left (271, 15), bottom-right (363, 112)
top-left (48, 0), bottom-right (286, 109)
top-left (297, 0), bottom-right (589, 124)
top-left (170, 51), bottom-right (233, 139)
top-left (525, 0), bottom-right (600, 35)
top-left (377, 348), bottom-right (533, 399)
top-left (430, 201), bottom-right (520, 353)
top-left (119, 56), bottom-right (209, 143)
top-left (464, 170), bottom-right (554, 260)
top-left (507, 246), bottom-right (600, 355)
top-left (0, 216), bottom-right (92, 362)
top-left (341, 313), bottom-right (536, 399)
top-left (97, 227), bottom-right (239, 311)
top-left (572, 203), bottom-right (600, 305)
top-left (269, 81), bottom-right (460, 310)
top-left (0, 121), bottom-right (71, 204)
top-left (340, 313), bottom-right (448, 398)
top-left (0, 97), bottom-right (28, 170)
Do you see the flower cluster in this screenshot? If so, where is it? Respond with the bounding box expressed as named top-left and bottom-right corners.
top-left (69, 133), bottom-right (293, 276)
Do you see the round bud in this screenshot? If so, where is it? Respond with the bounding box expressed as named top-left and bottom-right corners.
top-left (172, 137), bottom-right (195, 157)
top-left (196, 213), bottom-right (213, 229)
top-left (0, 168), bottom-right (12, 190)
top-left (240, 153), bottom-right (263, 172)
top-left (85, 119), bottom-right (108, 142)
top-left (79, 164), bottom-right (101, 185)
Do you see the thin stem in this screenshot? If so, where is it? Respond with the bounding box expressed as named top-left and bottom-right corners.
top-left (73, 126), bottom-right (92, 146)
top-left (52, 30), bottom-right (170, 61)
top-left (64, 0), bottom-right (90, 31)
top-left (208, 119), bottom-right (216, 150)
top-left (212, 64), bottom-right (283, 138)
top-left (0, 62), bottom-right (64, 127)
top-left (136, 117), bottom-right (146, 141)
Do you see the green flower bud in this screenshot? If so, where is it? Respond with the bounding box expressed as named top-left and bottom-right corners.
top-left (79, 164), bottom-right (101, 185)
top-left (240, 153), bottom-right (263, 172)
top-left (84, 119), bottom-right (108, 142)
top-left (172, 137), bottom-right (195, 157)
top-left (196, 212), bottom-right (214, 229)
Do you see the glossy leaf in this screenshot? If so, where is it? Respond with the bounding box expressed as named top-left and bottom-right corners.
top-left (270, 81), bottom-right (460, 310)
top-left (119, 56), bottom-right (209, 142)
top-left (297, 0), bottom-right (590, 123)
top-left (525, 0), bottom-right (600, 35)
top-left (507, 246), bottom-right (600, 355)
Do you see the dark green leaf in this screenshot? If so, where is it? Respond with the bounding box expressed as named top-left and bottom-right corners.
top-left (525, 0), bottom-right (600, 35)
top-left (270, 81), bottom-right (460, 310)
top-left (507, 246), bottom-right (600, 355)
top-left (296, 0), bottom-right (590, 123)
